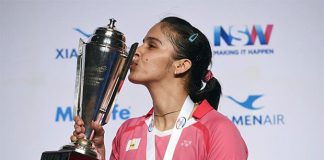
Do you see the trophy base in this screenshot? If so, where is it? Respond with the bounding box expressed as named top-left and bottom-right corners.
top-left (61, 143), bottom-right (97, 158)
top-left (41, 150), bottom-right (98, 160)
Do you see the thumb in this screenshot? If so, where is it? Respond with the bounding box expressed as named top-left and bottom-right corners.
top-left (90, 121), bottom-right (106, 160)
top-left (91, 121), bottom-right (105, 146)
top-left (91, 121), bottom-right (105, 136)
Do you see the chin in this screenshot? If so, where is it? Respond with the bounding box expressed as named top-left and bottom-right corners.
top-left (128, 74), bottom-right (142, 84)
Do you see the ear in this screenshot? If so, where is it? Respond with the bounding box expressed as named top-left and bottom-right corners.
top-left (174, 59), bottom-right (192, 75)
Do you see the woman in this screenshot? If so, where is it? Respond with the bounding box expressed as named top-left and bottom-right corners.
top-left (72, 16), bottom-right (248, 160)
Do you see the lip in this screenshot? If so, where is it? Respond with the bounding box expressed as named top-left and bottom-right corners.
top-left (130, 61), bottom-right (137, 70)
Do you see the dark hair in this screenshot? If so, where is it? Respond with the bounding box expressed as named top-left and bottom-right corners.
top-left (159, 16), bottom-right (222, 110)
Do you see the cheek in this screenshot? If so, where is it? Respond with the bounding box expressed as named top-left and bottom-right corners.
top-left (143, 57), bottom-right (161, 70)
top-left (128, 57), bottom-right (173, 84)
top-left (137, 52), bottom-right (174, 73)
top-left (147, 58), bottom-right (173, 75)
top-left (142, 54), bottom-right (150, 62)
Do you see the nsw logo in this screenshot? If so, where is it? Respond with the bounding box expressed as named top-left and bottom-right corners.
top-left (214, 25), bottom-right (273, 46)
top-left (213, 24), bottom-right (274, 56)
top-left (227, 94), bottom-right (284, 126)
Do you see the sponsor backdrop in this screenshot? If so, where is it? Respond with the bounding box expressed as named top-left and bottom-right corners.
top-left (1, 0), bottom-right (323, 159)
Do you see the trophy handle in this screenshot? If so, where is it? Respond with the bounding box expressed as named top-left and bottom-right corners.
top-left (74, 38), bottom-right (86, 118)
top-left (101, 42), bottom-right (139, 125)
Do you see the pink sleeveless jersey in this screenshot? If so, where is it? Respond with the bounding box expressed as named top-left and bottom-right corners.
top-left (109, 100), bottom-right (248, 160)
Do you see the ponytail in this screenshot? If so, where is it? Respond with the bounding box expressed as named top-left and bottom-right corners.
top-left (189, 71), bottom-right (222, 110)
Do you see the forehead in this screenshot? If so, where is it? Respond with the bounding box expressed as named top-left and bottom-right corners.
top-left (145, 23), bottom-right (170, 44)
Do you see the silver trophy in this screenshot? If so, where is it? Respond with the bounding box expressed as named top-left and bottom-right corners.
top-left (60, 19), bottom-right (138, 159)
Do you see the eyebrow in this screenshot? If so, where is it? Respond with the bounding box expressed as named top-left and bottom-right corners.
top-left (143, 37), bottom-right (163, 45)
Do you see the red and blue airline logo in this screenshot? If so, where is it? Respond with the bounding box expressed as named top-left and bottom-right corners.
top-left (214, 25), bottom-right (273, 46)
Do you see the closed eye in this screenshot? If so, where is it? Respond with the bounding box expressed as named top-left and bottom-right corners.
top-left (143, 37), bottom-right (162, 49)
top-left (147, 43), bottom-right (157, 49)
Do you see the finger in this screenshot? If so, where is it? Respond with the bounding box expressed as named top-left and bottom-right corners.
top-left (73, 130), bottom-right (85, 139)
top-left (74, 116), bottom-right (84, 126)
top-left (75, 126), bottom-right (82, 133)
top-left (74, 115), bottom-right (80, 121)
top-left (76, 133), bottom-right (85, 139)
top-left (77, 120), bottom-right (84, 126)
top-left (73, 129), bottom-right (84, 136)
top-left (74, 124), bottom-right (79, 129)
top-left (74, 124), bottom-right (82, 132)
top-left (70, 135), bottom-right (77, 142)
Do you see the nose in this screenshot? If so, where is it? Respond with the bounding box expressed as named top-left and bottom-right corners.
top-left (133, 52), bottom-right (139, 61)
top-left (133, 44), bottom-right (143, 60)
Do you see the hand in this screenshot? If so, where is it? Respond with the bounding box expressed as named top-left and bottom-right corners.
top-left (90, 120), bottom-right (106, 160)
top-left (71, 116), bottom-right (85, 142)
top-left (71, 116), bottom-right (106, 160)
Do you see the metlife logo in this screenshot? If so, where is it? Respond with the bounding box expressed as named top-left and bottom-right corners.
top-left (55, 28), bottom-right (91, 60)
top-left (213, 25), bottom-right (274, 56)
top-left (55, 104), bottom-right (131, 122)
top-left (226, 95), bottom-right (284, 126)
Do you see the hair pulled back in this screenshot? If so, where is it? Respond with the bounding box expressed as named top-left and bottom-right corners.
top-left (159, 16), bottom-right (222, 110)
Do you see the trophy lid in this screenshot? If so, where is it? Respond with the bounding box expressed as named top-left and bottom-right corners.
top-left (88, 18), bottom-right (127, 53)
